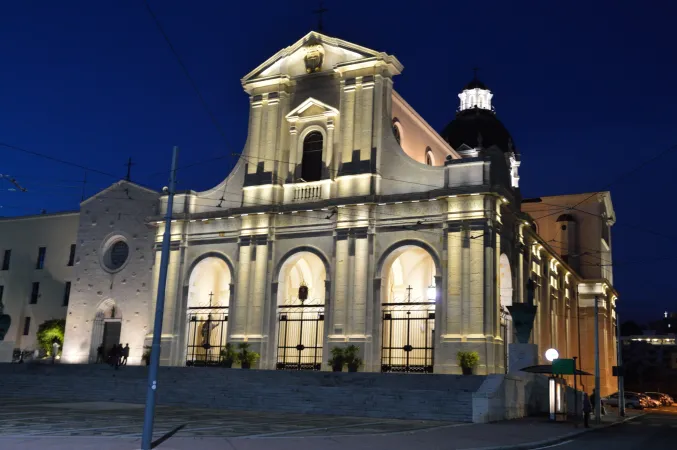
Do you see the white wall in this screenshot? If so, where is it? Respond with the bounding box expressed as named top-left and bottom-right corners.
top-left (0, 212), bottom-right (79, 360)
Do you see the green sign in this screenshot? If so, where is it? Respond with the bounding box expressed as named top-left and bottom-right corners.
top-left (552, 358), bottom-right (576, 375)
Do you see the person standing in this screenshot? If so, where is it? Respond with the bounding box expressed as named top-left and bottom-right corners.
top-left (122, 344), bottom-right (130, 365)
top-left (96, 344), bottom-right (104, 364)
top-left (583, 392), bottom-right (592, 428)
top-left (591, 388), bottom-right (597, 415)
top-left (51, 339), bottom-right (60, 364)
top-left (113, 344), bottom-right (121, 370)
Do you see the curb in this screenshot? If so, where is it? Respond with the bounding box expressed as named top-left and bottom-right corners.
top-left (465, 414), bottom-right (645, 450)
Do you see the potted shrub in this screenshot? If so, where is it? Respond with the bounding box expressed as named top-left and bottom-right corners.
top-left (236, 342), bottom-right (260, 369)
top-left (343, 344), bottom-right (362, 373)
top-left (220, 343), bottom-right (236, 368)
top-left (457, 351), bottom-right (479, 375)
top-left (142, 346), bottom-right (152, 366)
top-left (328, 347), bottom-right (344, 372)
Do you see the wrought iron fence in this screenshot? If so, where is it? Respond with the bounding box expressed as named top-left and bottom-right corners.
top-left (186, 308), bottom-right (229, 367)
top-left (277, 304), bottom-right (324, 371)
top-left (381, 301), bottom-right (435, 373)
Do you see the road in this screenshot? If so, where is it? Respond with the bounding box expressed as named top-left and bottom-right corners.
top-left (553, 408), bottom-right (677, 449)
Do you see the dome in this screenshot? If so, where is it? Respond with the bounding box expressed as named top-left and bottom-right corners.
top-left (464, 79), bottom-right (488, 90)
top-left (440, 108), bottom-right (515, 154)
top-left (441, 77), bottom-right (517, 154)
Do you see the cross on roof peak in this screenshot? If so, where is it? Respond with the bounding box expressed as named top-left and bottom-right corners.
top-left (312, 2), bottom-right (328, 33)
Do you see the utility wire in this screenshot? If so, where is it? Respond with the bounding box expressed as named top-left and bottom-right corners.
top-left (143, 0), bottom-right (229, 144)
top-left (0, 141), bottom-right (119, 179)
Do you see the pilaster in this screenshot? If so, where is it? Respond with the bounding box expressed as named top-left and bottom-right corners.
top-left (231, 236), bottom-right (252, 339)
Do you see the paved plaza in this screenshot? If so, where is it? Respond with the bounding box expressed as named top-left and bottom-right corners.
top-left (0, 398), bottom-right (654, 450)
top-left (0, 398), bottom-right (452, 439)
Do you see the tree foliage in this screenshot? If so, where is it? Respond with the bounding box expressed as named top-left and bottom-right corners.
top-left (36, 319), bottom-right (65, 356)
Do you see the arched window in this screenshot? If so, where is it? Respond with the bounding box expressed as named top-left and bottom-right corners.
top-left (425, 147), bottom-right (434, 166)
top-left (392, 119), bottom-right (402, 145)
top-left (301, 131), bottom-right (323, 182)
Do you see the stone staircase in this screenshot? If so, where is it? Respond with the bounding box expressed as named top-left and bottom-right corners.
top-left (0, 364), bottom-right (486, 422)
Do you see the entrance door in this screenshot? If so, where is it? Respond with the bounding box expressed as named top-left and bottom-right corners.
top-left (277, 305), bottom-right (324, 370)
top-left (381, 304), bottom-right (435, 373)
top-left (102, 322), bottom-right (121, 358)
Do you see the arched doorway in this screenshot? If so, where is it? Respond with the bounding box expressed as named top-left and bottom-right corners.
top-left (90, 299), bottom-right (121, 363)
top-left (185, 256), bottom-right (231, 366)
top-left (276, 251), bottom-right (326, 370)
top-left (380, 245), bottom-right (437, 373)
top-left (499, 253), bottom-right (513, 372)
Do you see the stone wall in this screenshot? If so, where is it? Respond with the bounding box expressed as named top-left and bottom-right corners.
top-left (0, 364), bottom-right (486, 422)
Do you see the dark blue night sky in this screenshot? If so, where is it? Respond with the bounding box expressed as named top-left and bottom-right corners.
top-left (0, 1), bottom-right (675, 323)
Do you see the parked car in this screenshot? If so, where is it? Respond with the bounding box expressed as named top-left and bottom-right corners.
top-left (604, 392), bottom-right (645, 409)
top-left (629, 392), bottom-right (658, 408)
top-left (646, 392), bottom-right (674, 406)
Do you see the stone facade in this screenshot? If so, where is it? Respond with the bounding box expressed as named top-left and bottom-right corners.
top-left (60, 181), bottom-right (160, 366)
top-left (2, 31), bottom-right (619, 395)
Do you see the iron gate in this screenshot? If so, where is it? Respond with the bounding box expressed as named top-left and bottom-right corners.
top-left (381, 302), bottom-right (435, 373)
top-left (277, 304), bottom-right (324, 370)
top-left (186, 310), bottom-right (228, 366)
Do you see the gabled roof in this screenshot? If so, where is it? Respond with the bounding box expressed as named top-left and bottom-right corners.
top-left (81, 180), bottom-right (159, 206)
top-left (241, 31), bottom-right (402, 84)
top-left (285, 97), bottom-right (339, 121)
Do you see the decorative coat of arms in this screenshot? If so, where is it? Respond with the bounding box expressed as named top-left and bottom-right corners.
top-left (304, 42), bottom-right (324, 74)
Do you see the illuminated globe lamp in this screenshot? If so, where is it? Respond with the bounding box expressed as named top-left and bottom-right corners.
top-left (545, 348), bottom-right (559, 362)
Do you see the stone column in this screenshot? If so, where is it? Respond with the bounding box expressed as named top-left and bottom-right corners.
top-left (340, 80), bottom-right (356, 165)
top-left (350, 228), bottom-right (369, 338)
top-left (231, 236), bottom-right (251, 340)
top-left (247, 97), bottom-right (264, 175)
top-left (263, 94), bottom-right (279, 174)
top-left (247, 235), bottom-right (268, 345)
top-left (288, 124), bottom-right (299, 181)
top-left (332, 230), bottom-right (349, 339)
top-left (483, 221), bottom-right (498, 373)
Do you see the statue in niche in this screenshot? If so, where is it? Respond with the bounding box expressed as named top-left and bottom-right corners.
top-left (304, 42), bottom-right (324, 73)
top-left (200, 314), bottom-right (219, 349)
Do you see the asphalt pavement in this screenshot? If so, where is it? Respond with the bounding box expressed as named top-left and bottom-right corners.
top-left (551, 409), bottom-right (677, 449)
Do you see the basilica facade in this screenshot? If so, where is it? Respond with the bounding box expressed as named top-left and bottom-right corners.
top-left (46, 32), bottom-right (618, 390)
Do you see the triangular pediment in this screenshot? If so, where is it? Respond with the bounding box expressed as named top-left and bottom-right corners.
top-left (242, 31), bottom-right (402, 85)
top-left (81, 180), bottom-right (158, 206)
top-left (286, 97), bottom-right (339, 120)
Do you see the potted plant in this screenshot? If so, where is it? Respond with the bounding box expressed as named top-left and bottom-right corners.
top-left (328, 347), bottom-right (345, 372)
top-left (457, 351), bottom-right (479, 375)
top-left (220, 343), bottom-right (236, 368)
top-left (236, 342), bottom-right (260, 369)
top-left (343, 344), bottom-right (362, 373)
top-left (142, 346), bottom-right (151, 366)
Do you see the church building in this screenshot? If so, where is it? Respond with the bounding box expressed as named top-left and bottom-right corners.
top-left (0, 32), bottom-right (618, 393)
